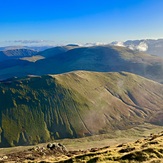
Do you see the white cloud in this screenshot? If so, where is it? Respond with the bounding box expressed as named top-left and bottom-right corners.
top-left (83, 42), bottom-right (108, 47)
top-left (136, 42), bottom-right (148, 51)
top-left (127, 44), bottom-right (136, 50)
top-left (0, 40), bottom-right (56, 47)
top-left (110, 41), bottom-right (125, 47)
top-left (12, 40), bottom-right (47, 44)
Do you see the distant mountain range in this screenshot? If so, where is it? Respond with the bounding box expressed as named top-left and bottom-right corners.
top-left (0, 71), bottom-right (162, 147)
top-left (0, 39), bottom-right (163, 147)
top-left (1, 38), bottom-right (163, 56)
top-left (0, 45), bottom-right (163, 83)
top-left (111, 39), bottom-right (163, 57)
top-left (0, 46), bottom-right (53, 52)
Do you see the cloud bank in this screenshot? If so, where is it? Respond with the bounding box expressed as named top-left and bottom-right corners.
top-left (0, 40), bottom-right (56, 47)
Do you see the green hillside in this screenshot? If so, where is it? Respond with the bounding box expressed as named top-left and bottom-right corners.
top-left (0, 71), bottom-right (163, 147)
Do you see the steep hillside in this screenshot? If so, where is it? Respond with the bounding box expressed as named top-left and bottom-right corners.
top-left (0, 46), bottom-right (53, 52)
top-left (0, 71), bottom-right (162, 147)
top-left (0, 45), bottom-right (163, 83)
top-left (0, 49), bottom-right (37, 61)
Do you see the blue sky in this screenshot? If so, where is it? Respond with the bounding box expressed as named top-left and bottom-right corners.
top-left (0, 0), bottom-right (163, 46)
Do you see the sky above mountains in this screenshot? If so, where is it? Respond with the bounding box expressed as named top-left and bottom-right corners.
top-left (0, 0), bottom-right (163, 46)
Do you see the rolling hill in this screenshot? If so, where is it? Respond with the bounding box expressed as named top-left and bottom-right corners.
top-left (0, 71), bottom-right (162, 147)
top-left (0, 45), bottom-right (163, 83)
top-left (37, 45), bottom-right (79, 58)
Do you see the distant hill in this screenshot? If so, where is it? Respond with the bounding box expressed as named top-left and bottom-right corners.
top-left (0, 45), bottom-right (163, 83)
top-left (37, 45), bottom-right (78, 58)
top-left (0, 46), bottom-right (53, 51)
top-left (26, 45), bottom-right (163, 83)
top-left (0, 49), bottom-right (37, 61)
top-left (0, 71), bottom-right (162, 147)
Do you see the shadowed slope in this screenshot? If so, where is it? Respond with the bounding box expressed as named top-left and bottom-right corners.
top-left (0, 45), bottom-right (163, 83)
top-left (0, 49), bottom-right (37, 61)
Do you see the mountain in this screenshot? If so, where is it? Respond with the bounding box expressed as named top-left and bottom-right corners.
top-left (0, 46), bottom-right (53, 51)
top-left (27, 45), bottom-right (163, 83)
top-left (19, 45), bottom-right (79, 62)
top-left (0, 45), bottom-right (163, 83)
top-left (0, 71), bottom-right (162, 147)
top-left (111, 39), bottom-right (163, 57)
top-left (0, 49), bottom-right (37, 61)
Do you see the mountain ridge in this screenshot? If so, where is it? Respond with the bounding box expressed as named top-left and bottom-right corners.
top-left (0, 45), bottom-right (163, 83)
top-left (0, 49), bottom-right (37, 61)
top-left (1, 45), bottom-right (162, 82)
top-left (0, 71), bottom-right (162, 147)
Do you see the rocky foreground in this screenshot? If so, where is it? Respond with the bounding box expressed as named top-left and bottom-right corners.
top-left (0, 131), bottom-right (163, 163)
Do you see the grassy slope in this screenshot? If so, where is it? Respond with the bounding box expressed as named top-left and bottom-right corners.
top-left (0, 71), bottom-right (163, 147)
top-left (58, 130), bottom-right (163, 163)
top-left (20, 55), bottom-right (45, 62)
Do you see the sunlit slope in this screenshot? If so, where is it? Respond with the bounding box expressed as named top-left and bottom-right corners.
top-left (0, 71), bottom-right (163, 147)
top-left (58, 131), bottom-right (163, 163)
